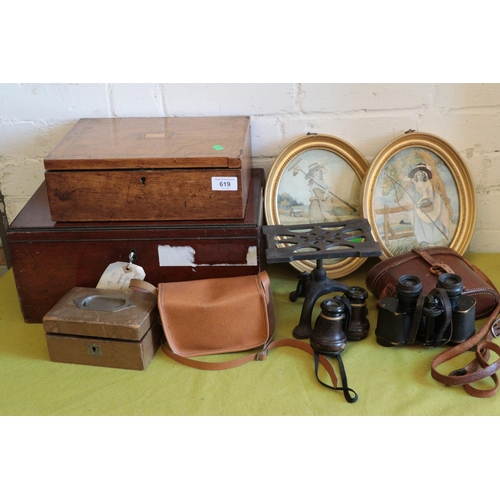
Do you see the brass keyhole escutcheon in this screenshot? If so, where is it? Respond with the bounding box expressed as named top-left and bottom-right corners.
top-left (87, 344), bottom-right (102, 357)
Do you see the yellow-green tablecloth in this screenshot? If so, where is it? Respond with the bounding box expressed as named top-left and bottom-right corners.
top-left (1, 254), bottom-right (500, 416)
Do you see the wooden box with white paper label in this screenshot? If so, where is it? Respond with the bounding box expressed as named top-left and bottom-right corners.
top-left (7, 169), bottom-right (265, 323)
top-left (44, 116), bottom-right (252, 222)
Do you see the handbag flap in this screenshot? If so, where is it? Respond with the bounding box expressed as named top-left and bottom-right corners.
top-left (158, 272), bottom-right (272, 357)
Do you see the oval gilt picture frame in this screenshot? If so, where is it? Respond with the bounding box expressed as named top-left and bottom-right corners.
top-left (361, 131), bottom-right (476, 260)
top-left (264, 133), bottom-right (370, 278)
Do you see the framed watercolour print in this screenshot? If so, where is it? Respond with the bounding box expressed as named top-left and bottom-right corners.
top-left (361, 131), bottom-right (476, 260)
top-left (264, 133), bottom-right (370, 278)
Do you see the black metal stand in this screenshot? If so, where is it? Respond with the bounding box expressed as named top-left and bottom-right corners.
top-left (262, 219), bottom-right (381, 339)
top-left (288, 259), bottom-right (350, 339)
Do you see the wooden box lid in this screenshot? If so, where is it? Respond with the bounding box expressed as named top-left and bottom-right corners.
top-left (44, 116), bottom-right (250, 171)
top-left (43, 287), bottom-right (159, 341)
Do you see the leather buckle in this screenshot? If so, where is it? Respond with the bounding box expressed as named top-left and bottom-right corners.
top-left (491, 317), bottom-right (500, 338)
top-left (430, 264), bottom-right (454, 275)
top-left (257, 349), bottom-right (268, 361)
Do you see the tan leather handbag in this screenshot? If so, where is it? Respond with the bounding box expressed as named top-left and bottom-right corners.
top-left (158, 272), bottom-right (275, 368)
top-left (148, 272), bottom-right (356, 402)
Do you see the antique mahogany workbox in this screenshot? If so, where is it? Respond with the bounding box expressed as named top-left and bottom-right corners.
top-left (44, 116), bottom-right (252, 222)
top-left (43, 287), bottom-right (162, 370)
top-left (7, 169), bottom-right (265, 323)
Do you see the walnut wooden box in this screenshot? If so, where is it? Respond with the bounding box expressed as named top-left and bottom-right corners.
top-left (44, 116), bottom-right (252, 222)
top-left (43, 287), bottom-right (162, 370)
top-left (7, 169), bottom-right (265, 323)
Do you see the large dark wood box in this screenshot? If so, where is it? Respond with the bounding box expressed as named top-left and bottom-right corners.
top-left (7, 169), bottom-right (265, 323)
top-left (44, 116), bottom-right (252, 221)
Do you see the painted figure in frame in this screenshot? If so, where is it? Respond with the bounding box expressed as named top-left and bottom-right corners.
top-left (277, 149), bottom-right (360, 225)
top-left (307, 162), bottom-right (331, 222)
top-left (405, 163), bottom-right (452, 246)
top-left (374, 147), bottom-right (458, 255)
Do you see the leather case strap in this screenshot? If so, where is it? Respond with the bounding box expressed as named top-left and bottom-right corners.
top-left (416, 251), bottom-right (500, 396)
top-left (412, 248), bottom-right (456, 275)
top-left (431, 300), bottom-right (500, 397)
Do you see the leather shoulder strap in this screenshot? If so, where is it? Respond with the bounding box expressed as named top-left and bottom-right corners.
top-left (161, 337), bottom-right (347, 398)
top-left (129, 279), bottom-right (158, 296)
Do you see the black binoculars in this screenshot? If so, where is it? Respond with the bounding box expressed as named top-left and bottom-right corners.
top-left (375, 273), bottom-right (476, 347)
top-left (310, 286), bottom-right (369, 355)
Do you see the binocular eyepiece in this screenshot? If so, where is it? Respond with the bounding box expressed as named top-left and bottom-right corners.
top-left (375, 273), bottom-right (476, 347)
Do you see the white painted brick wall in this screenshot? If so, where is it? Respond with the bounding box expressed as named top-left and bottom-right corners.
top-left (1, 82), bottom-right (499, 253)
